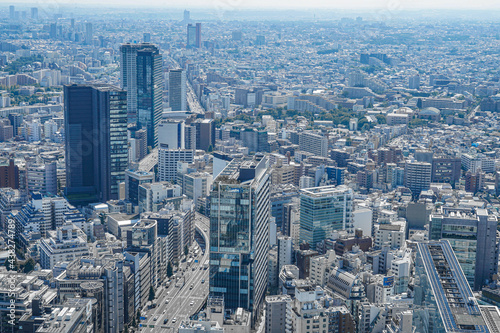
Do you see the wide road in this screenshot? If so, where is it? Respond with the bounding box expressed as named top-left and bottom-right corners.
top-left (138, 219), bottom-right (210, 332)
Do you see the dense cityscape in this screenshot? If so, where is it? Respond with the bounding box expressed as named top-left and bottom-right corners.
top-left (1, 2), bottom-right (500, 333)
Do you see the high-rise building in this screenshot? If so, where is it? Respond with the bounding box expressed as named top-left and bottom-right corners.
top-left (124, 169), bottom-right (154, 205)
top-left (30, 7), bottom-right (38, 20)
top-left (429, 209), bottom-right (499, 291)
top-left (299, 132), bottom-right (328, 157)
top-left (85, 22), bottom-right (93, 45)
top-left (26, 161), bottom-right (57, 196)
top-left (187, 23), bottom-right (201, 48)
top-left (9, 5), bottom-right (15, 20)
top-left (209, 156), bottom-right (270, 323)
top-left (0, 159), bottom-right (19, 189)
top-left (39, 223), bottom-right (90, 269)
top-left (265, 295), bottom-right (293, 333)
top-left (64, 84), bottom-right (128, 205)
top-left (168, 69), bottom-right (187, 111)
top-left (404, 161), bottom-right (431, 197)
top-left (193, 118), bottom-right (215, 151)
top-left (158, 119), bottom-right (185, 149)
top-left (299, 185), bottom-right (353, 249)
top-left (408, 75), bottom-right (420, 89)
top-left (120, 43), bottom-right (163, 147)
top-left (8, 113), bottom-right (23, 137)
top-left (183, 9), bottom-right (190, 22)
top-left (158, 148), bottom-right (194, 182)
top-left (413, 240), bottom-right (493, 333)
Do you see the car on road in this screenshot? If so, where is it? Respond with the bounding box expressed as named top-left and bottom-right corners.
top-left (201, 279), bottom-right (205, 283)
top-left (190, 301), bottom-right (194, 306)
top-left (189, 284), bottom-right (194, 289)
top-left (165, 300), bottom-right (169, 304)
top-left (163, 318), bottom-right (168, 324)
top-left (172, 318), bottom-right (177, 323)
top-left (153, 316), bottom-right (158, 321)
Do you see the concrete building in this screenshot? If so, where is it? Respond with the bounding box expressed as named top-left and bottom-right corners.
top-left (265, 295), bottom-right (293, 333)
top-left (299, 185), bottom-right (354, 249)
top-left (404, 161), bottom-right (431, 197)
top-left (429, 209), bottom-right (499, 290)
top-left (158, 148), bottom-right (194, 182)
top-left (39, 223), bottom-right (89, 269)
top-left (299, 132), bottom-right (328, 157)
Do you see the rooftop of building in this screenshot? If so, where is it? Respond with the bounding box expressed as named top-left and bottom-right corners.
top-left (417, 241), bottom-right (489, 332)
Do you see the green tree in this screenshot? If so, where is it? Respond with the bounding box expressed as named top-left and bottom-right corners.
top-left (22, 257), bottom-right (36, 273)
top-left (148, 286), bottom-right (155, 301)
top-left (167, 261), bottom-right (173, 278)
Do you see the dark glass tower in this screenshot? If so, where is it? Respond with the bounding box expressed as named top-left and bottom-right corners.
top-left (64, 84), bottom-right (128, 205)
top-left (120, 43), bottom-right (163, 148)
top-left (209, 156), bottom-right (270, 324)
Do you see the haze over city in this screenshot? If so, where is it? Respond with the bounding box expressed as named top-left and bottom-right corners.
top-left (1, 1), bottom-right (500, 333)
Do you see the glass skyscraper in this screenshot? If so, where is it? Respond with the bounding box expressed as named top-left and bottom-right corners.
top-left (209, 156), bottom-right (270, 323)
top-left (168, 69), bottom-right (187, 112)
top-left (299, 185), bottom-right (353, 250)
top-left (413, 240), bottom-right (491, 333)
top-left (64, 84), bottom-right (128, 205)
top-left (120, 43), bottom-right (163, 148)
top-left (429, 208), bottom-right (498, 291)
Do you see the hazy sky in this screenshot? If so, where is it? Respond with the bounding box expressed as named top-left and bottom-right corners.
top-left (5, 0), bottom-right (500, 10)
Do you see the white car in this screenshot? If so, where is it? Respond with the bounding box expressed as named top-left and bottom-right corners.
top-left (190, 301), bottom-right (194, 306)
top-left (172, 318), bottom-right (177, 323)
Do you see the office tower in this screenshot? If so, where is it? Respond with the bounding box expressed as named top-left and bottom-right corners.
top-left (182, 172), bottom-right (211, 206)
top-left (120, 43), bottom-right (163, 147)
top-left (128, 126), bottom-right (148, 163)
top-left (56, 255), bottom-right (125, 333)
top-left (409, 75), bottom-right (420, 89)
top-left (413, 240), bottom-right (493, 332)
top-left (49, 23), bottom-right (57, 39)
top-left (241, 128), bottom-right (268, 153)
top-left (85, 22), bottom-right (93, 45)
top-left (183, 9), bottom-right (190, 21)
top-left (8, 113), bottom-right (23, 137)
top-left (429, 209), bottom-right (498, 290)
top-left (64, 84), bottom-right (128, 205)
top-left (0, 159), bottom-right (19, 189)
top-left (184, 124), bottom-right (196, 149)
top-left (404, 161), bottom-right (431, 197)
top-left (143, 32), bottom-right (151, 43)
top-left (39, 223), bottom-right (89, 269)
top-left (299, 185), bottom-right (353, 249)
top-left (196, 23), bottom-right (202, 48)
top-left (256, 35), bottom-right (266, 45)
top-left (431, 156), bottom-right (461, 184)
top-left (168, 69), bottom-right (187, 111)
top-left (124, 169), bottom-right (154, 205)
top-left (158, 119), bottom-right (185, 149)
top-left (232, 30), bottom-right (243, 41)
top-left (158, 148), bottom-right (194, 182)
top-left (26, 161), bottom-right (57, 196)
top-left (9, 5), bottom-right (14, 20)
top-left (299, 131), bottom-right (328, 157)
top-left (30, 7), bottom-right (38, 20)
top-left (187, 23), bottom-right (201, 48)
top-left (193, 118), bottom-right (215, 151)
top-left (465, 170), bottom-right (484, 194)
top-left (277, 235), bottom-right (293, 274)
top-left (265, 295), bottom-right (293, 333)
top-left (210, 156), bottom-right (270, 322)
top-left (187, 24), bottom-right (196, 47)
